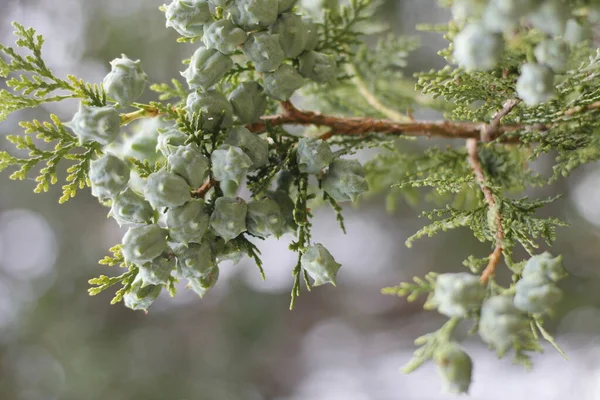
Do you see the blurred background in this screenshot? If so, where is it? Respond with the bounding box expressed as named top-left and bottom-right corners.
top-left (2, 0), bottom-right (600, 399)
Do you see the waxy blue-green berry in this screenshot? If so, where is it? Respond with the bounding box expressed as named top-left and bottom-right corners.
top-left (188, 266), bottom-right (219, 297)
top-left (246, 198), bottom-right (284, 238)
top-left (453, 24), bottom-right (503, 71)
top-left (121, 117), bottom-right (169, 164)
top-left (156, 126), bottom-right (188, 157)
top-left (296, 137), bottom-right (334, 174)
top-left (210, 197), bottom-right (248, 242)
top-left (225, 126), bottom-right (269, 169)
top-left (529, 0), bottom-right (568, 37)
top-left (165, 0), bottom-right (213, 37)
top-left (144, 169), bottom-right (191, 209)
top-left (173, 241), bottom-right (216, 279)
top-left (270, 13), bottom-right (308, 58)
top-left (298, 51), bottom-right (337, 83)
top-left (228, 81), bottom-right (268, 124)
top-left (521, 252), bottom-right (567, 283)
top-left (138, 256), bottom-right (176, 286)
top-left (278, 0), bottom-right (296, 12)
top-left (516, 63), bottom-right (555, 106)
top-left (322, 158), bottom-right (369, 202)
top-left (122, 224), bottom-right (169, 264)
top-left (478, 295), bottom-right (529, 355)
top-left (89, 153), bottom-right (130, 200)
top-left (109, 188), bottom-right (155, 226)
top-left (300, 244), bottom-right (341, 286)
top-left (242, 32), bottom-right (285, 73)
top-left (211, 237), bottom-right (245, 264)
top-left (564, 18), bottom-right (592, 46)
top-left (168, 144), bottom-right (210, 188)
top-left (181, 46), bottom-right (233, 90)
top-left (166, 199), bottom-right (210, 245)
top-left (228, 0), bottom-right (278, 30)
top-left (66, 103), bottom-right (121, 146)
top-left (102, 54), bottom-right (148, 107)
top-left (267, 190), bottom-right (297, 233)
top-left (434, 343), bottom-right (473, 394)
top-left (262, 64), bottom-right (305, 101)
top-left (514, 273), bottom-right (563, 314)
top-left (432, 272), bottom-right (486, 318)
top-left (186, 90), bottom-right (233, 131)
top-left (303, 17), bottom-right (318, 51)
top-left (124, 274), bottom-right (163, 312)
top-left (534, 39), bottom-right (569, 72)
top-left (211, 144), bottom-right (253, 187)
top-left (203, 19), bottom-right (247, 55)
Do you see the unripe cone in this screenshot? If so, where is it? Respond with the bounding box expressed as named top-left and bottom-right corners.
top-left (522, 252), bottom-right (567, 282)
top-left (516, 63), bottom-right (555, 106)
top-left (188, 266), bottom-right (219, 298)
top-left (270, 13), bottom-right (308, 58)
top-left (246, 198), bottom-right (284, 238)
top-left (278, 0), bottom-right (297, 13)
top-left (165, 0), bottom-right (213, 37)
top-left (203, 19), bottom-right (247, 55)
top-left (102, 54), bottom-right (148, 107)
top-left (296, 137), bottom-right (334, 174)
top-left (138, 256), bottom-right (175, 286)
top-left (228, 0), bottom-right (278, 30)
top-left (211, 237), bottom-right (244, 264)
top-left (478, 295), bottom-right (529, 355)
top-left (156, 126), bottom-right (188, 157)
top-left (534, 39), bottom-right (569, 72)
top-left (124, 274), bottom-right (162, 312)
top-left (453, 24), bottom-right (503, 71)
top-left (298, 51), bottom-right (337, 83)
top-left (66, 103), bottom-right (121, 146)
top-left (173, 241), bottom-right (216, 279)
top-left (303, 17), bottom-right (318, 51)
top-left (242, 33), bottom-right (285, 73)
top-left (228, 82), bottom-right (268, 124)
top-left (262, 64), bottom-right (306, 101)
top-left (301, 243), bottom-right (341, 286)
top-left (144, 169), bottom-right (192, 209)
top-left (166, 199), bottom-right (210, 245)
top-left (266, 189), bottom-right (297, 233)
top-left (181, 47), bottom-right (233, 90)
top-left (109, 188), bottom-right (155, 226)
top-left (168, 144), bottom-right (210, 188)
top-left (89, 153), bottom-right (130, 200)
top-left (211, 144), bottom-right (253, 186)
top-left (210, 197), bottom-right (248, 242)
top-left (514, 272), bottom-right (563, 314)
top-left (434, 343), bottom-right (473, 394)
top-left (186, 90), bottom-right (233, 131)
top-left (432, 272), bottom-right (486, 318)
top-left (225, 126), bottom-right (269, 169)
top-left (122, 117), bottom-right (168, 164)
top-left (122, 224), bottom-right (169, 264)
top-left (529, 0), bottom-right (568, 37)
top-left (322, 158), bottom-right (369, 202)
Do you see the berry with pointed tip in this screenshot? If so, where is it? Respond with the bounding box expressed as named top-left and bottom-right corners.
top-left (188, 266), bottom-right (219, 297)
top-left (522, 252), bottom-right (567, 283)
top-left (301, 244), bottom-right (341, 286)
top-left (228, 0), bottom-right (278, 30)
top-left (122, 224), bottom-right (169, 264)
top-left (173, 241), bottom-right (216, 279)
top-left (225, 126), bottom-right (269, 169)
top-left (164, 0), bottom-right (212, 37)
top-left (297, 137), bottom-right (334, 174)
top-left (246, 198), bottom-right (284, 238)
top-left (478, 295), bottom-right (529, 355)
top-left (211, 237), bottom-right (245, 264)
top-left (278, 0), bottom-right (296, 13)
top-left (434, 343), bottom-right (473, 394)
top-left (144, 169), bottom-right (191, 209)
top-left (66, 103), bottom-right (121, 146)
top-left (124, 274), bottom-right (162, 312)
top-left (432, 272), bottom-right (486, 318)
top-left (210, 197), bottom-right (248, 242)
top-left (138, 256), bottom-right (175, 286)
top-left (121, 117), bottom-right (169, 164)
top-left (156, 126), bottom-right (188, 157)
top-left (211, 144), bottom-right (253, 186)
top-left (203, 19), bottom-right (247, 55)
top-left (516, 63), bottom-right (555, 106)
top-left (482, 0), bottom-right (542, 32)
top-left (303, 17), bottom-right (318, 51)
top-left (322, 158), bottom-right (369, 202)
top-left (89, 153), bottom-right (130, 200)
top-left (453, 24), bottom-right (503, 71)
top-left (181, 47), bottom-right (233, 90)
top-left (262, 64), bottom-right (305, 101)
top-left (534, 39), bottom-right (569, 72)
top-left (166, 199), bottom-right (210, 245)
top-left (228, 81), bottom-right (268, 124)
top-left (298, 51), bottom-right (337, 83)
top-left (102, 54), bottom-right (148, 107)
top-left (270, 13), bottom-right (308, 58)
top-left (109, 188), bottom-right (155, 226)
top-left (266, 190), bottom-right (297, 233)
top-left (186, 90), bottom-right (233, 131)
top-left (529, 0), bottom-right (568, 37)
top-left (168, 144), bottom-right (210, 188)
top-left (564, 18), bottom-right (592, 46)
top-left (242, 32), bottom-right (285, 73)
top-left (514, 272), bottom-right (563, 314)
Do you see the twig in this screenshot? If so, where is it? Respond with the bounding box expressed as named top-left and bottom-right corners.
top-left (191, 178), bottom-right (215, 198)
